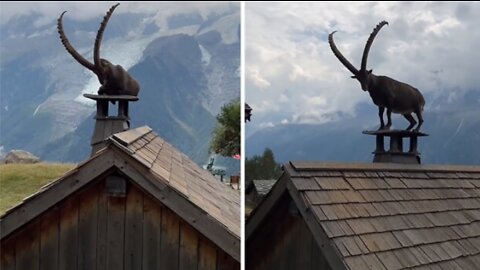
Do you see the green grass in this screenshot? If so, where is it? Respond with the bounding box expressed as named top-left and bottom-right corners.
top-left (0, 163), bottom-right (76, 215)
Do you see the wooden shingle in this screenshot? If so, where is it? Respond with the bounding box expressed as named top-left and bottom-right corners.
top-left (315, 177), bottom-right (351, 190)
top-left (262, 161), bottom-right (480, 269)
top-left (290, 178), bottom-right (314, 191)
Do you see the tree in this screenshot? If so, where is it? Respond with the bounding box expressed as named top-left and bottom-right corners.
top-left (210, 99), bottom-right (240, 157)
top-left (245, 148), bottom-right (283, 183)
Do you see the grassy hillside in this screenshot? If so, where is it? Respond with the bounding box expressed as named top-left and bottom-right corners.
top-left (0, 163), bottom-right (75, 215)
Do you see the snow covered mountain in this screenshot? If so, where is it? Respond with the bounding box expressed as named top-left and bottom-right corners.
top-left (0, 3), bottom-right (240, 172)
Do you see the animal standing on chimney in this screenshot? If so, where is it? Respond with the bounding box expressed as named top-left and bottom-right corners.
top-left (329, 21), bottom-right (425, 132)
top-left (57, 3), bottom-right (140, 97)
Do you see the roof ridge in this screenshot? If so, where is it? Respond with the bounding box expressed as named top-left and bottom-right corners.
top-left (289, 161), bottom-right (480, 173)
top-left (111, 126), bottom-right (152, 147)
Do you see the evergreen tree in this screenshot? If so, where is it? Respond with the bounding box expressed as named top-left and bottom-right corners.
top-left (245, 147), bottom-right (282, 183)
top-left (210, 99), bottom-right (240, 157)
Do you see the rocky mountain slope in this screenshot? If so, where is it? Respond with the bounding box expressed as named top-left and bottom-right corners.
top-left (1, 6), bottom-right (240, 172)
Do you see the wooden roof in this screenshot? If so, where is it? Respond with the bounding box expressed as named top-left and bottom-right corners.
top-left (247, 161), bottom-right (480, 270)
top-left (1, 126), bottom-right (240, 261)
top-left (111, 126), bottom-right (240, 237)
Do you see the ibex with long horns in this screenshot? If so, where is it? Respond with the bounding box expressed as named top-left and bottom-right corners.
top-left (57, 3), bottom-right (140, 97)
top-left (329, 21), bottom-right (425, 131)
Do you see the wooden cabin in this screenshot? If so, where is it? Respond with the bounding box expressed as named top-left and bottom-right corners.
top-left (245, 180), bottom-right (276, 206)
top-left (246, 161), bottom-right (480, 270)
top-left (1, 126), bottom-right (240, 270)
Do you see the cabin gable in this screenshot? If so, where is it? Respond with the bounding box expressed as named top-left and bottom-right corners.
top-left (1, 173), bottom-right (238, 270)
top-left (247, 191), bottom-right (331, 270)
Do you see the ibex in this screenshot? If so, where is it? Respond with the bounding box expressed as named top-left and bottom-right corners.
top-left (57, 3), bottom-right (140, 97)
top-left (329, 21), bottom-right (425, 131)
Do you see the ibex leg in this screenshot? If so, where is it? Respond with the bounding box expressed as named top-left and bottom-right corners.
top-left (414, 110), bottom-right (423, 132)
top-left (385, 108), bottom-right (392, 129)
top-left (378, 107), bottom-right (385, 130)
top-left (403, 114), bottom-right (416, 131)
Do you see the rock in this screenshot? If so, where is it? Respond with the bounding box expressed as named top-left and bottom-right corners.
top-left (2, 150), bottom-right (40, 164)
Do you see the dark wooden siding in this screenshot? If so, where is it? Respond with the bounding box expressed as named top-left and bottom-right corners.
top-left (246, 193), bottom-right (331, 270)
top-left (1, 177), bottom-right (239, 270)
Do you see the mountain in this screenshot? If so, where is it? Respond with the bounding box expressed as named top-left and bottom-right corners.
top-left (0, 6), bottom-right (240, 174)
top-left (246, 90), bottom-right (480, 165)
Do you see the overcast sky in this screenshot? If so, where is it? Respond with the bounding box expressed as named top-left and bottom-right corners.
top-left (245, 2), bottom-right (480, 132)
top-left (0, 2), bottom-right (236, 27)
top-left (2, 2), bottom-right (479, 134)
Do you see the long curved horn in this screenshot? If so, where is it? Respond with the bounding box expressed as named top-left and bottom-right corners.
top-left (94, 3), bottom-right (120, 70)
top-left (57, 11), bottom-right (96, 72)
top-left (329, 31), bottom-right (359, 76)
top-left (361, 21), bottom-right (388, 71)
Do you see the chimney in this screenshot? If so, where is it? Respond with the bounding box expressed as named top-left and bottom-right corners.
top-left (363, 130), bottom-right (428, 164)
top-left (84, 94), bottom-right (138, 156)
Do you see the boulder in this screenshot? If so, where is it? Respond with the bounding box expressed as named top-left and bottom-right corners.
top-left (2, 150), bottom-right (40, 164)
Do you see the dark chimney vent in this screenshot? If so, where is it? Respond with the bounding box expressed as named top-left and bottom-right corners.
top-left (84, 94), bottom-right (138, 155)
top-left (363, 130), bottom-right (428, 164)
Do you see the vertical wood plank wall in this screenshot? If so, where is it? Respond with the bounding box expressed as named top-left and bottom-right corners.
top-left (246, 193), bottom-right (331, 270)
top-left (1, 179), bottom-right (239, 270)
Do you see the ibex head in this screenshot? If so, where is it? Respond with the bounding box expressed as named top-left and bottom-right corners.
top-left (57, 3), bottom-right (140, 97)
top-left (329, 21), bottom-right (389, 91)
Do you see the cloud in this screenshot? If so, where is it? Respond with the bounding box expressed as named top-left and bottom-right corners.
top-left (425, 17), bottom-right (461, 36)
top-left (0, 2), bottom-right (113, 25)
top-left (0, 2), bottom-right (238, 27)
top-left (247, 68), bottom-right (271, 89)
top-left (289, 64), bottom-right (315, 81)
top-left (246, 2), bottom-right (480, 133)
top-left (259, 122), bottom-right (275, 128)
top-left (306, 96), bottom-right (327, 107)
top-left (279, 93), bottom-right (289, 103)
